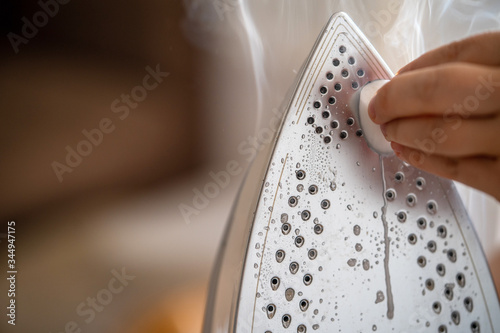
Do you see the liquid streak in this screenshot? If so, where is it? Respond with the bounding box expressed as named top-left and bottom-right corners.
top-left (380, 156), bottom-right (394, 319)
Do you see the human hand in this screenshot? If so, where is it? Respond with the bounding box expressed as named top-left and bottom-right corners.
top-left (369, 32), bottom-right (500, 201)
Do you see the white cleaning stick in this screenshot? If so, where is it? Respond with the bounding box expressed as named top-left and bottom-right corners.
top-left (358, 79), bottom-right (393, 155)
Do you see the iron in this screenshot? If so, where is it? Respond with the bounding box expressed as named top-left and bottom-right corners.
top-left (204, 12), bottom-right (500, 332)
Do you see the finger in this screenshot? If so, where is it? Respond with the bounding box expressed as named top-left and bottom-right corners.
top-left (381, 115), bottom-right (500, 157)
top-left (391, 142), bottom-right (500, 201)
top-left (369, 63), bottom-right (500, 124)
top-left (398, 32), bottom-right (500, 74)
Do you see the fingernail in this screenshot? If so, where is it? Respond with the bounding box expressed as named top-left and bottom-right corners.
top-left (368, 99), bottom-right (376, 122)
top-left (391, 142), bottom-right (404, 155)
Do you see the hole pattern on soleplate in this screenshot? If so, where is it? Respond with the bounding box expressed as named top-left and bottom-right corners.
top-left (246, 30), bottom-right (486, 333)
top-left (282, 223), bottom-right (291, 235)
top-left (275, 249), bottom-right (285, 263)
top-left (308, 249), bottom-right (317, 260)
top-left (266, 304), bottom-right (276, 319)
top-left (270, 277), bottom-right (280, 291)
top-left (303, 273), bottom-right (313, 286)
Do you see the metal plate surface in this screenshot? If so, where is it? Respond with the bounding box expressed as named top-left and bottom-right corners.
top-left (232, 12), bottom-right (500, 333)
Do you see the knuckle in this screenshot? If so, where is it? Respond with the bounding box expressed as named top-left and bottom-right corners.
top-left (414, 68), bottom-right (440, 103)
top-left (444, 40), bottom-right (464, 62)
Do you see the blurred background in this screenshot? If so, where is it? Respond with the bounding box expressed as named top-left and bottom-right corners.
top-left (0, 0), bottom-right (499, 332)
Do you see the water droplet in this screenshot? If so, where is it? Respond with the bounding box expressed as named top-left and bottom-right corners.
top-left (330, 182), bottom-right (337, 191)
top-left (281, 213), bottom-right (288, 223)
top-left (375, 291), bottom-right (384, 304)
top-left (285, 287), bottom-right (295, 301)
top-left (372, 325), bottom-right (377, 331)
top-left (362, 259), bottom-right (370, 270)
top-left (347, 258), bottom-right (357, 267)
top-left (355, 243), bottom-right (363, 252)
top-left (353, 225), bottom-right (361, 236)
top-left (373, 211), bottom-right (378, 218)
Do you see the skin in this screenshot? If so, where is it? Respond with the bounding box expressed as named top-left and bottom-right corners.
top-left (369, 32), bottom-right (500, 201)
